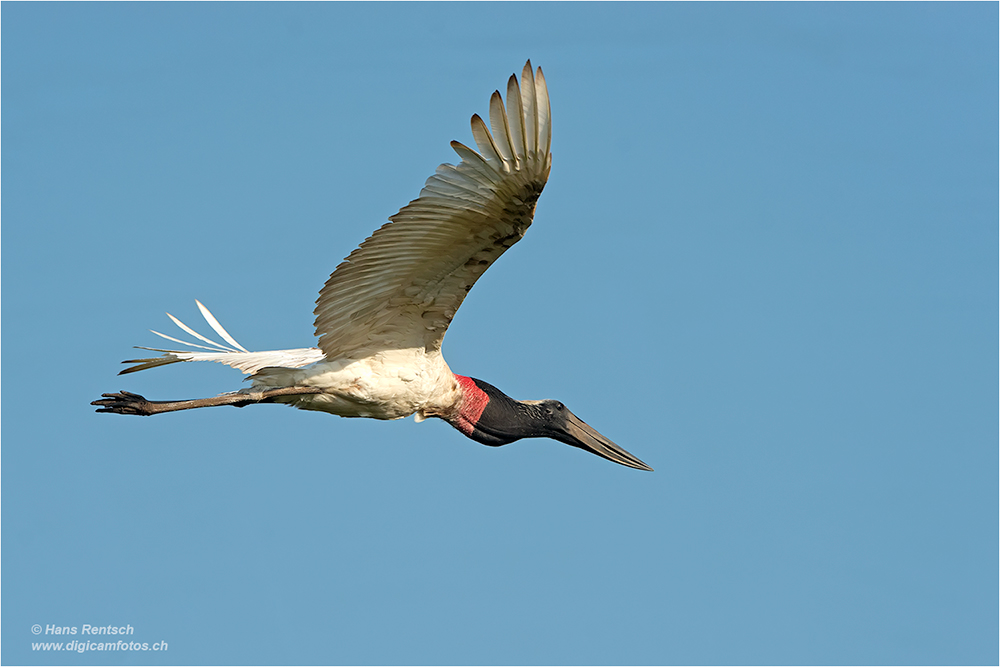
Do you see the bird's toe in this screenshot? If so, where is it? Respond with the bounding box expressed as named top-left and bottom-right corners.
top-left (92, 391), bottom-right (153, 416)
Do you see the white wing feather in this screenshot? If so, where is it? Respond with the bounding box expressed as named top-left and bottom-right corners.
top-left (314, 61), bottom-right (552, 357)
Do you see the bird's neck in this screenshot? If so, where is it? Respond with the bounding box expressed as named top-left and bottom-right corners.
top-left (450, 374), bottom-right (491, 437)
top-left (448, 374), bottom-right (536, 446)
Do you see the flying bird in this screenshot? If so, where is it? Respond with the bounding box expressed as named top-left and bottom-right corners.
top-left (93, 61), bottom-right (653, 472)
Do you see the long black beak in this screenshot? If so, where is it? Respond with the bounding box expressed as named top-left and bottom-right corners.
top-left (555, 411), bottom-right (653, 471)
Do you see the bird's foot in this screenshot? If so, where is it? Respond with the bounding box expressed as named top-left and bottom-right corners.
top-left (92, 391), bottom-right (155, 416)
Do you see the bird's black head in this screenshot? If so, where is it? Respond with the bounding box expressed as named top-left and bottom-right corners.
top-left (450, 376), bottom-right (652, 471)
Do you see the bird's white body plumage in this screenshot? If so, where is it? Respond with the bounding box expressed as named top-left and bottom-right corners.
top-left (253, 351), bottom-right (461, 421)
top-left (131, 307), bottom-right (461, 420)
top-left (120, 62), bottom-right (551, 423)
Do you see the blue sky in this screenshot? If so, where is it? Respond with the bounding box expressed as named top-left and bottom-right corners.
top-left (2, 3), bottom-right (996, 665)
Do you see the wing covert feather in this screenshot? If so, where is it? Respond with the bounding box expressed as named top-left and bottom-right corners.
top-left (314, 62), bottom-right (552, 357)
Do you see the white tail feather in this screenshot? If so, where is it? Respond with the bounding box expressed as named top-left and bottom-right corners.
top-left (120, 302), bottom-right (324, 375)
top-left (196, 300), bottom-right (249, 352)
top-left (149, 329), bottom-right (233, 352)
top-left (166, 312), bottom-right (238, 351)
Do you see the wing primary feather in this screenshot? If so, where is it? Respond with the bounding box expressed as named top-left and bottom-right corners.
top-left (449, 140), bottom-right (487, 167)
top-left (520, 60), bottom-right (537, 156)
top-left (488, 90), bottom-right (516, 167)
top-left (470, 114), bottom-right (509, 174)
top-left (506, 75), bottom-right (526, 161)
top-left (195, 300), bottom-right (250, 352)
top-left (449, 140), bottom-right (504, 184)
top-left (535, 66), bottom-right (551, 158)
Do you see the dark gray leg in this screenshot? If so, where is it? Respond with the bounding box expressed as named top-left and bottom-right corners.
top-left (92, 387), bottom-right (323, 416)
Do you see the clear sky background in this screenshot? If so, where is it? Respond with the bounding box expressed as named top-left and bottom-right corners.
top-left (2, 3), bottom-right (996, 665)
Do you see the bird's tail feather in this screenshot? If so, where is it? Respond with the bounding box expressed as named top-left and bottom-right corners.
top-left (119, 301), bottom-right (324, 376)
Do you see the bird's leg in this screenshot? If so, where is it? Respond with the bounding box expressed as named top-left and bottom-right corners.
top-left (91, 387), bottom-right (323, 416)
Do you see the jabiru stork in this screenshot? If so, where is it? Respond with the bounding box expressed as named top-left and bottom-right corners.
top-left (92, 61), bottom-right (653, 472)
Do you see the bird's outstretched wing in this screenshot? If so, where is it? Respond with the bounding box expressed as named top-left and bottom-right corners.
top-left (314, 61), bottom-right (552, 358)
